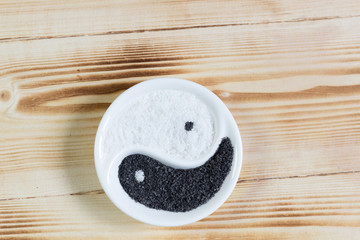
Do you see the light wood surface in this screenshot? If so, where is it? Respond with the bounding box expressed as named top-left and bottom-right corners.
top-left (1, 0), bottom-right (360, 239)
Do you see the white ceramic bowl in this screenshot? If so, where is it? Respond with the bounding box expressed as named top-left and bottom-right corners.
top-left (94, 78), bottom-right (242, 226)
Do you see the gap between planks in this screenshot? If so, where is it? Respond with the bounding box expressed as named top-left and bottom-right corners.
top-left (1, 14), bottom-right (360, 43)
top-left (0, 170), bottom-right (359, 203)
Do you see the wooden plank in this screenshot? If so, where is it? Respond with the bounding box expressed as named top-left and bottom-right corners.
top-left (1, 173), bottom-right (360, 238)
top-left (1, 17), bottom-right (360, 177)
top-left (1, 0), bottom-right (360, 41)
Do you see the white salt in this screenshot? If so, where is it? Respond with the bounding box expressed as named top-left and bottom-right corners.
top-left (135, 170), bottom-right (145, 183)
top-left (103, 90), bottom-right (214, 162)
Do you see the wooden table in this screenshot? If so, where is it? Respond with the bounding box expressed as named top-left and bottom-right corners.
top-left (1, 1), bottom-right (360, 239)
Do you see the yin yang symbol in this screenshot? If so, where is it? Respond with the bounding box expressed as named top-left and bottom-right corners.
top-left (95, 78), bottom-right (242, 225)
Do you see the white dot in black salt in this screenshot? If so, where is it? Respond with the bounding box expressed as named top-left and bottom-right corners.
top-left (135, 170), bottom-right (145, 183)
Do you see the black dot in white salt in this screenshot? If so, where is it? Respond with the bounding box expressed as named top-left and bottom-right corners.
top-left (184, 121), bottom-right (194, 131)
top-left (134, 170), bottom-right (145, 183)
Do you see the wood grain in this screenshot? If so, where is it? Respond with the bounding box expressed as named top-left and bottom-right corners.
top-left (1, 0), bottom-right (360, 41)
top-left (1, 0), bottom-right (360, 239)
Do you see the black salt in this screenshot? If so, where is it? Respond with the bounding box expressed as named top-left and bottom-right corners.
top-left (184, 121), bottom-right (194, 131)
top-left (118, 137), bottom-right (233, 212)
